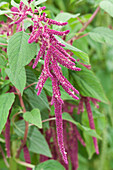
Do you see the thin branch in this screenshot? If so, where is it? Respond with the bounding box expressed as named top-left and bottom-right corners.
top-left (68, 6), bottom-right (100, 43)
top-left (78, 6), bottom-right (100, 34)
top-left (73, 33), bottom-right (89, 40)
top-left (24, 82), bottom-right (37, 90)
top-left (0, 145), bottom-right (9, 168)
top-left (0, 43), bottom-right (8, 46)
top-left (42, 117), bottom-right (56, 123)
top-left (15, 88), bottom-right (29, 159)
top-left (76, 17), bottom-right (84, 26)
top-left (15, 159), bottom-right (35, 168)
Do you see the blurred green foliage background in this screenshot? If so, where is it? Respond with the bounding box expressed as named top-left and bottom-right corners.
top-left (0, 0), bottom-right (113, 170)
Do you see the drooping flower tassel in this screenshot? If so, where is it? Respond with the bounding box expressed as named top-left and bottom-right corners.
top-left (84, 97), bottom-right (99, 154)
top-left (5, 116), bottom-right (11, 158)
top-left (23, 143), bottom-right (32, 170)
top-left (53, 97), bottom-right (68, 164)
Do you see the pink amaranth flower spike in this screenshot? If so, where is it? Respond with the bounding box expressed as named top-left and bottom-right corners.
top-left (90, 97), bottom-right (101, 109)
top-left (5, 117), bottom-right (11, 158)
top-left (68, 123), bottom-right (78, 170)
top-left (36, 70), bottom-right (49, 95)
top-left (74, 125), bottom-right (86, 147)
top-left (32, 40), bottom-right (47, 69)
top-left (26, 6), bottom-right (81, 163)
top-left (53, 97), bottom-right (68, 164)
top-left (84, 97), bottom-right (99, 154)
top-left (77, 97), bottom-right (84, 114)
top-left (51, 75), bottom-right (64, 104)
top-left (77, 96), bottom-right (100, 154)
top-left (50, 34), bottom-right (66, 47)
top-left (52, 42), bottom-right (76, 62)
top-left (23, 143), bottom-right (32, 170)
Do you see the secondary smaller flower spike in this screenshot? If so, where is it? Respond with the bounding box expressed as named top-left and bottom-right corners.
top-left (77, 96), bottom-right (100, 154)
top-left (5, 117), bottom-right (11, 158)
top-left (53, 97), bottom-right (68, 164)
top-left (84, 97), bottom-right (99, 154)
top-left (77, 97), bottom-right (84, 114)
top-left (23, 143), bottom-right (31, 170)
top-left (74, 125), bottom-right (86, 147)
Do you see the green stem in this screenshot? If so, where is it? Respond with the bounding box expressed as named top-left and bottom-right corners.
top-left (15, 159), bottom-right (35, 168)
top-left (9, 158), bottom-right (17, 170)
top-left (99, 128), bottom-right (107, 170)
top-left (42, 117), bottom-right (56, 123)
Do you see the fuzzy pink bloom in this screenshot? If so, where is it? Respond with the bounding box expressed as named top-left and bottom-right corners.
top-left (68, 124), bottom-right (78, 170)
top-left (23, 144), bottom-right (32, 170)
top-left (32, 40), bottom-right (47, 69)
top-left (44, 25), bottom-right (70, 36)
top-left (14, 14), bottom-right (26, 24)
top-left (53, 42), bottom-right (76, 62)
top-left (19, 1), bottom-right (24, 11)
top-left (11, 7), bottom-right (19, 12)
top-left (84, 97), bottom-right (99, 154)
top-left (80, 63), bottom-right (91, 70)
top-left (61, 83), bottom-right (79, 100)
top-left (50, 35), bottom-right (66, 47)
top-left (26, 7), bottom-right (81, 164)
top-left (36, 70), bottom-right (49, 95)
top-left (53, 97), bottom-right (68, 164)
top-left (74, 125), bottom-right (86, 147)
top-left (28, 27), bottom-right (43, 44)
top-left (77, 97), bottom-right (84, 114)
top-left (52, 75), bottom-right (64, 104)
top-left (5, 117), bottom-right (11, 158)
top-left (39, 6), bottom-right (46, 11)
top-left (50, 58), bottom-right (79, 95)
top-left (51, 45), bottom-right (75, 66)
top-left (90, 97), bottom-right (100, 108)
top-left (44, 48), bottom-right (52, 77)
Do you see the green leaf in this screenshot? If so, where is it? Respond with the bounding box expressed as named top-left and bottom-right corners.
top-left (24, 88), bottom-right (50, 112)
top-left (0, 2), bottom-right (9, 9)
top-left (0, 55), bottom-right (7, 66)
top-left (21, 0), bottom-right (29, 6)
top-left (70, 0), bottom-right (76, 3)
top-left (24, 68), bottom-right (50, 112)
top-left (8, 31), bottom-right (37, 70)
top-left (0, 37), bottom-right (7, 47)
top-left (7, 31), bottom-right (37, 94)
top-left (5, 67), bottom-right (26, 95)
top-left (53, 12), bottom-right (80, 31)
top-left (23, 108), bottom-right (42, 128)
top-left (62, 112), bottom-right (101, 139)
top-left (100, 0), bottom-right (113, 17)
top-left (35, 0), bottom-right (47, 6)
top-left (30, 1), bottom-right (35, 12)
top-left (14, 120), bottom-right (52, 157)
top-left (0, 10), bottom-right (11, 15)
top-left (83, 132), bottom-right (95, 159)
top-left (0, 93), bottom-right (15, 134)
top-left (35, 160), bottom-right (65, 170)
top-left (11, 0), bottom-right (19, 8)
top-left (89, 27), bottom-right (113, 46)
top-left (70, 64), bottom-right (108, 103)
top-left (54, 12), bottom-right (80, 23)
top-left (92, 109), bottom-right (106, 135)
top-left (24, 19), bottom-right (34, 30)
top-left (55, 36), bottom-right (89, 64)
